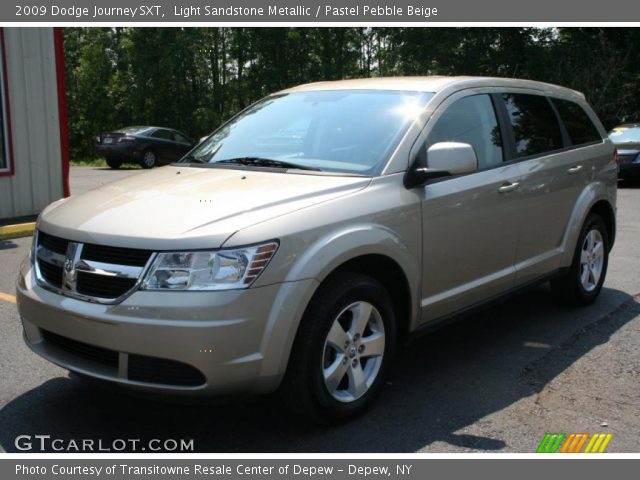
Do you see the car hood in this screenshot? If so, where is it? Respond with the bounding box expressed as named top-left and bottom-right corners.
top-left (39, 166), bottom-right (370, 250)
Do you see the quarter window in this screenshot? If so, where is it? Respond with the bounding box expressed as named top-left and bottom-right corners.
top-left (502, 94), bottom-right (563, 157)
top-left (552, 98), bottom-right (602, 146)
top-left (426, 94), bottom-right (503, 170)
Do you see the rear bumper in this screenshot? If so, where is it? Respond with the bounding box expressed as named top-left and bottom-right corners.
top-left (94, 144), bottom-right (142, 161)
top-left (16, 258), bottom-right (318, 397)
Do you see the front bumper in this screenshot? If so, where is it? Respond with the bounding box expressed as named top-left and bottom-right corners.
top-left (617, 151), bottom-right (640, 178)
top-left (16, 258), bottom-right (318, 397)
top-left (618, 161), bottom-right (640, 178)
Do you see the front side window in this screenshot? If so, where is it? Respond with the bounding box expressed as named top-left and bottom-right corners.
top-left (185, 90), bottom-right (433, 175)
top-left (552, 98), bottom-right (602, 146)
top-left (502, 93), bottom-right (563, 157)
top-left (172, 131), bottom-right (190, 144)
top-left (152, 129), bottom-right (174, 141)
top-left (425, 94), bottom-right (503, 170)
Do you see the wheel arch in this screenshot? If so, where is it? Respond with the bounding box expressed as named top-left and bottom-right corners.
top-left (257, 225), bottom-right (420, 387)
top-left (320, 254), bottom-right (413, 345)
top-left (560, 183), bottom-right (616, 266)
top-left (589, 199), bottom-right (616, 250)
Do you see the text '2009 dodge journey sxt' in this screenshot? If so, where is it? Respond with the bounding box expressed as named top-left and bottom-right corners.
top-left (17, 77), bottom-right (617, 423)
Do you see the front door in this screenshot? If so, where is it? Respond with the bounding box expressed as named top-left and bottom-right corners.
top-left (416, 93), bottom-right (523, 323)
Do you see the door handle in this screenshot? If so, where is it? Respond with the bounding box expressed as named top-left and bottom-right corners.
top-left (498, 182), bottom-right (520, 194)
top-left (567, 165), bottom-right (583, 174)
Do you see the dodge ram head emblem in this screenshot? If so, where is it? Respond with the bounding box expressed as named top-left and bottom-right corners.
top-left (62, 242), bottom-right (82, 292)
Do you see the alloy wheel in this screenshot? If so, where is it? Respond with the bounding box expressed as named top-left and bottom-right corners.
top-left (579, 229), bottom-right (604, 292)
top-left (322, 301), bottom-right (385, 403)
top-left (142, 151), bottom-right (156, 168)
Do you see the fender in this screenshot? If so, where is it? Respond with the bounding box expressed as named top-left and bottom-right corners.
top-left (559, 181), bottom-right (615, 267)
top-left (256, 224), bottom-right (421, 383)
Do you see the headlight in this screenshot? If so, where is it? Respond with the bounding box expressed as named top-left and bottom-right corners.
top-left (141, 241), bottom-right (278, 291)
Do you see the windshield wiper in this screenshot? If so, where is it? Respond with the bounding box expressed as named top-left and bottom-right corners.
top-left (215, 157), bottom-right (320, 171)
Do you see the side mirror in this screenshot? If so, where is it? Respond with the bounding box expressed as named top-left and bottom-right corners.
top-left (427, 142), bottom-right (478, 175)
top-left (405, 142), bottom-right (478, 188)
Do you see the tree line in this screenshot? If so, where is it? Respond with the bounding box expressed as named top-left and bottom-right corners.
top-left (64, 27), bottom-right (640, 159)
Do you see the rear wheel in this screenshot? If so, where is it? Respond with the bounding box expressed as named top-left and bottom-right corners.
top-left (551, 213), bottom-right (609, 306)
top-left (280, 272), bottom-right (396, 424)
top-left (141, 150), bottom-right (157, 169)
top-left (106, 158), bottom-right (122, 169)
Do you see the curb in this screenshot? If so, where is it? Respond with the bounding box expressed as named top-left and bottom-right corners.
top-left (0, 222), bottom-right (35, 240)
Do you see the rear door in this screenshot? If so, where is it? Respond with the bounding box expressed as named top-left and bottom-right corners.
top-left (496, 93), bottom-right (599, 285)
top-left (416, 91), bottom-right (524, 323)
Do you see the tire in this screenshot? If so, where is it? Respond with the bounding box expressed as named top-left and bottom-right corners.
top-left (551, 213), bottom-right (609, 306)
top-left (140, 150), bottom-right (157, 169)
top-left (280, 272), bottom-right (397, 424)
top-left (106, 158), bottom-right (122, 169)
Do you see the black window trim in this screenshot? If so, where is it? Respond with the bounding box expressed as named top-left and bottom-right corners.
top-left (547, 96), bottom-right (572, 148)
top-left (407, 89), bottom-right (606, 184)
top-left (491, 92), bottom-right (518, 166)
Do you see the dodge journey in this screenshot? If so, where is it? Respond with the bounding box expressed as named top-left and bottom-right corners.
top-left (17, 77), bottom-right (617, 423)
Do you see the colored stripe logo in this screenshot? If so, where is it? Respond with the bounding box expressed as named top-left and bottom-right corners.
top-left (537, 433), bottom-right (613, 453)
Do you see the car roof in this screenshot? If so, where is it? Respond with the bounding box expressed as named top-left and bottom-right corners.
top-left (278, 76), bottom-right (585, 100)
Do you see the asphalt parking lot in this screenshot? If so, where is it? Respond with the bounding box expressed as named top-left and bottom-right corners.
top-left (0, 167), bottom-right (638, 453)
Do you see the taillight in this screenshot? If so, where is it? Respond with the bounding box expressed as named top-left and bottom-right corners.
top-left (614, 147), bottom-right (620, 165)
top-left (118, 136), bottom-right (136, 143)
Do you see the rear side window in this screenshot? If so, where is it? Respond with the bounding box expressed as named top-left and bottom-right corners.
top-left (426, 94), bottom-right (503, 170)
top-left (552, 99), bottom-right (602, 145)
top-left (502, 94), bottom-right (563, 157)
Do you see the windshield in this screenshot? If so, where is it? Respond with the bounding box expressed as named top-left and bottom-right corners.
top-left (609, 126), bottom-right (640, 143)
top-left (185, 90), bottom-right (433, 175)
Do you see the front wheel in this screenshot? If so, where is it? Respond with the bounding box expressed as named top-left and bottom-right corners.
top-left (280, 273), bottom-right (396, 424)
top-left (551, 213), bottom-right (609, 306)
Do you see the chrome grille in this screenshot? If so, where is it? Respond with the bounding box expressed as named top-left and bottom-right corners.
top-left (75, 272), bottom-right (138, 299)
top-left (34, 230), bottom-right (154, 303)
top-left (82, 243), bottom-right (151, 267)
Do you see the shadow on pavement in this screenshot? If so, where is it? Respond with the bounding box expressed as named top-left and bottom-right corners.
top-left (0, 286), bottom-right (636, 453)
top-left (0, 240), bottom-right (18, 251)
